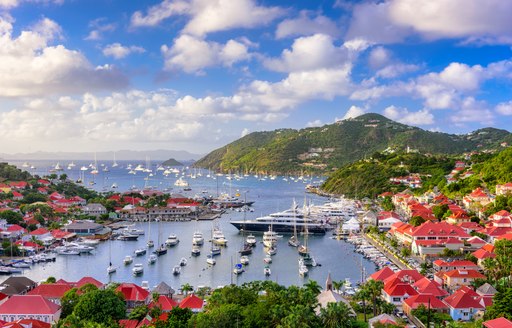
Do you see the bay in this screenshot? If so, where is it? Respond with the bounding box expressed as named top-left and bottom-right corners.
top-left (6, 159), bottom-right (376, 289)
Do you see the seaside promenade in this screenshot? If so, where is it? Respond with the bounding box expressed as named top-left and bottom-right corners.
top-left (362, 233), bottom-right (410, 271)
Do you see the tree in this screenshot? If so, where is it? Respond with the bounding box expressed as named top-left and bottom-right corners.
top-left (180, 283), bottom-right (193, 296)
top-left (45, 276), bottom-right (56, 284)
top-left (362, 279), bottom-right (384, 317)
top-left (128, 304), bottom-right (148, 321)
top-left (320, 302), bottom-right (355, 328)
top-left (401, 247), bottom-right (411, 257)
top-left (354, 287), bottom-right (371, 322)
top-left (432, 204), bottom-right (449, 220)
top-left (0, 210), bottom-right (23, 225)
top-left (60, 288), bottom-right (80, 318)
top-left (484, 286), bottom-right (512, 320)
top-left (304, 280), bottom-right (322, 295)
top-left (381, 197), bottom-right (395, 211)
top-left (72, 289), bottom-right (125, 325)
top-left (155, 307), bottom-right (192, 328)
top-left (409, 216), bottom-right (425, 227)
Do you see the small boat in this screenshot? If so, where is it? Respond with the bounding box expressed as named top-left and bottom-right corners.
top-left (118, 233), bottom-right (139, 241)
top-left (107, 263), bottom-right (116, 274)
top-left (172, 265), bottom-right (181, 275)
top-left (191, 246), bottom-right (201, 256)
top-left (246, 234), bottom-right (257, 247)
top-left (263, 227), bottom-right (278, 248)
top-left (154, 246), bottom-right (167, 256)
top-left (134, 248), bottom-right (146, 256)
top-left (298, 245), bottom-right (309, 256)
top-left (240, 256), bottom-right (249, 265)
top-left (132, 263), bottom-right (144, 275)
top-left (239, 243), bottom-right (253, 255)
top-left (165, 234), bottom-right (179, 247)
top-left (179, 257), bottom-right (187, 266)
top-left (264, 265), bottom-right (271, 276)
top-left (233, 263), bottom-right (244, 275)
top-left (210, 246), bottom-right (221, 257)
top-left (147, 240), bottom-right (155, 248)
top-left (57, 249), bottom-right (80, 256)
top-left (206, 255), bottom-right (216, 265)
top-left (299, 263), bottom-right (309, 276)
top-left (266, 247), bottom-right (277, 256)
top-left (263, 255), bottom-right (272, 263)
top-left (123, 256), bottom-right (133, 265)
top-left (148, 254), bottom-right (157, 264)
top-left (192, 231), bottom-right (204, 245)
top-left (288, 235), bottom-right (300, 247)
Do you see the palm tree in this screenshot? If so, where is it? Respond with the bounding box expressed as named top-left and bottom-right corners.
top-left (304, 280), bottom-right (322, 295)
top-left (354, 287), bottom-right (371, 322)
top-left (320, 302), bottom-right (354, 328)
top-left (181, 283), bottom-right (193, 296)
top-left (364, 279), bottom-right (384, 316)
top-left (332, 280), bottom-right (344, 294)
top-left (483, 257), bottom-right (498, 284)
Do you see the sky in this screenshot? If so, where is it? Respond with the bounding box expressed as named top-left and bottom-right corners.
top-left (1, 0), bottom-right (512, 155)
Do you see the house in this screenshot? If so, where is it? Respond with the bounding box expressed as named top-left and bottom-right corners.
top-left (446, 211), bottom-right (471, 225)
top-left (179, 294), bottom-right (204, 313)
top-left (63, 221), bottom-right (110, 238)
top-left (368, 267), bottom-right (395, 282)
top-left (0, 295), bottom-right (61, 323)
top-left (0, 277), bottom-right (37, 296)
top-left (0, 319), bottom-right (51, 328)
top-left (27, 284), bottom-right (71, 305)
top-left (376, 212), bottom-right (402, 231)
top-left (496, 183), bottom-right (512, 196)
top-left (483, 317), bottom-right (512, 328)
top-left (402, 294), bottom-right (449, 316)
top-left (472, 248), bottom-right (496, 267)
top-left (433, 260), bottom-right (481, 272)
top-left (441, 269), bottom-right (486, 290)
top-left (115, 283), bottom-right (150, 309)
top-left (412, 277), bottom-right (449, 298)
top-left (149, 295), bottom-right (178, 312)
top-left (463, 188), bottom-right (492, 210)
top-left (152, 282), bottom-right (175, 298)
top-left (382, 283), bottom-right (418, 305)
top-left (81, 203), bottom-right (107, 217)
top-left (26, 228), bottom-right (53, 246)
top-left (5, 225), bottom-right (26, 239)
top-left (443, 288), bottom-right (485, 321)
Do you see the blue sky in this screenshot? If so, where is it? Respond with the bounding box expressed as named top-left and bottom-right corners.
top-left (1, 0), bottom-right (512, 155)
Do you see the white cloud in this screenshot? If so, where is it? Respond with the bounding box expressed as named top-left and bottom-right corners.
top-left (346, 0), bottom-right (512, 45)
top-left (306, 119), bottom-right (323, 127)
top-left (341, 105), bottom-right (366, 120)
top-left (264, 34), bottom-right (351, 73)
top-left (0, 17), bottom-right (128, 97)
top-left (450, 97), bottom-right (494, 124)
top-left (375, 63), bottom-right (419, 79)
top-left (161, 35), bottom-right (251, 74)
top-left (0, 0), bottom-right (63, 9)
top-left (275, 11), bottom-right (339, 39)
top-left (103, 43), bottom-right (145, 59)
top-left (85, 18), bottom-right (116, 41)
top-left (0, 0), bottom-right (18, 8)
top-left (368, 46), bottom-right (391, 69)
top-left (383, 106), bottom-right (434, 125)
top-left (241, 128), bottom-right (250, 137)
top-left (496, 101), bottom-right (512, 115)
top-left (131, 0), bottom-right (283, 37)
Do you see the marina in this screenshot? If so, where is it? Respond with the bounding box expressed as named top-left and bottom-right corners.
top-left (4, 160), bottom-right (377, 288)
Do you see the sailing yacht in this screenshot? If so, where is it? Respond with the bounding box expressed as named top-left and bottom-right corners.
top-left (107, 241), bottom-right (116, 274)
top-left (288, 199), bottom-right (300, 247)
top-left (263, 226), bottom-right (278, 248)
top-left (112, 152), bottom-right (119, 167)
top-left (153, 218), bottom-right (167, 256)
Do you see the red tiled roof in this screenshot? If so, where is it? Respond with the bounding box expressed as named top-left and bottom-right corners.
top-left (413, 278), bottom-right (448, 297)
top-left (410, 221), bottom-right (470, 238)
top-left (29, 228), bottom-right (50, 236)
top-left (383, 283), bottom-right (418, 297)
top-left (469, 188), bottom-right (489, 198)
top-left (403, 294), bottom-right (448, 310)
top-left (6, 225), bottom-right (25, 232)
top-left (116, 283), bottom-right (150, 301)
top-left (118, 319), bottom-right (139, 328)
top-left (472, 248), bottom-right (496, 260)
top-left (384, 270), bottom-right (424, 285)
top-left (0, 295), bottom-right (60, 314)
top-left (75, 277), bottom-right (104, 289)
top-left (28, 283), bottom-right (71, 299)
top-left (483, 317), bottom-right (512, 328)
top-left (457, 286), bottom-right (479, 297)
top-left (369, 267), bottom-right (395, 282)
top-left (1, 319), bottom-right (51, 328)
top-left (444, 289), bottom-right (485, 309)
top-left (149, 295), bottom-right (178, 311)
top-left (444, 269), bottom-right (486, 279)
top-left (179, 294), bottom-right (203, 309)
top-left (496, 233), bottom-right (512, 241)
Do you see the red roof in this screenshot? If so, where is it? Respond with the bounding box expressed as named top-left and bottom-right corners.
top-left (404, 294), bottom-right (449, 310)
top-left (118, 319), bottom-right (139, 328)
top-left (413, 278), bottom-right (448, 297)
top-left (28, 283), bottom-right (71, 299)
top-left (384, 270), bottom-right (424, 285)
top-left (369, 267), bottom-right (395, 282)
top-left (496, 233), bottom-right (512, 241)
top-left (0, 295), bottom-right (60, 314)
top-left (116, 283), bottom-right (150, 302)
top-left (75, 277), bottom-right (104, 289)
top-left (1, 319), bottom-right (51, 328)
top-left (6, 225), bottom-right (25, 232)
top-left (444, 269), bottom-right (486, 279)
top-left (383, 283), bottom-right (418, 297)
top-left (410, 221), bottom-right (470, 238)
top-left (469, 188), bottom-right (489, 198)
top-left (472, 248), bottom-right (496, 260)
top-left (483, 317), bottom-right (512, 328)
top-left (29, 228), bottom-right (50, 236)
top-left (444, 289), bottom-right (485, 309)
top-left (51, 229), bottom-right (74, 239)
top-left (149, 295), bottom-right (178, 311)
top-left (179, 294), bottom-right (203, 309)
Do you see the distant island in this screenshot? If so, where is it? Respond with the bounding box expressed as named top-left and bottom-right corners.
top-left (161, 158), bottom-right (184, 166)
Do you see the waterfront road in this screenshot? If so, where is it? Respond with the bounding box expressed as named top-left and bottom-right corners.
top-left (362, 234), bottom-right (410, 271)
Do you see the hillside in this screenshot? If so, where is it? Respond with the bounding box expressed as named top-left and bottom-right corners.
top-left (195, 113), bottom-right (511, 174)
top-left (161, 158), bottom-right (184, 166)
top-left (321, 152), bottom-right (455, 198)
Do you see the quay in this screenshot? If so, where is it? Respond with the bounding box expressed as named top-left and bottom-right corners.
top-left (362, 233), bottom-right (410, 270)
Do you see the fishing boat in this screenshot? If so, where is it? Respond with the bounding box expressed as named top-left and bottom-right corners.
top-left (165, 234), bottom-right (179, 247)
top-left (206, 255), bottom-right (216, 265)
top-left (134, 248), bottom-right (146, 256)
top-left (172, 265), bottom-right (181, 275)
top-left (123, 256), bottom-right (133, 265)
top-left (132, 264), bottom-right (144, 276)
top-left (264, 265), bottom-right (271, 276)
top-left (233, 263), bottom-right (244, 275)
top-left (148, 254), bottom-right (157, 264)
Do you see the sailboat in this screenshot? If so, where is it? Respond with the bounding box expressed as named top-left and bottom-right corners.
top-left (153, 217), bottom-right (167, 256)
top-left (112, 152), bottom-right (119, 168)
top-left (147, 217), bottom-right (154, 248)
top-left (239, 212), bottom-right (252, 255)
top-left (90, 153), bottom-right (99, 175)
top-left (107, 241), bottom-right (116, 274)
top-left (288, 199), bottom-right (300, 247)
top-left (209, 225), bottom-right (221, 257)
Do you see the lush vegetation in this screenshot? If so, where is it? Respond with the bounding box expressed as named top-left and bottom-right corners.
top-left (195, 113), bottom-right (510, 174)
top-left (321, 152), bottom-right (454, 198)
top-left (0, 162), bottom-right (32, 181)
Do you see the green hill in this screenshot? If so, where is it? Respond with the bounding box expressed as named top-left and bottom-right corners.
top-left (161, 158), bottom-right (184, 166)
top-left (195, 113), bottom-right (511, 174)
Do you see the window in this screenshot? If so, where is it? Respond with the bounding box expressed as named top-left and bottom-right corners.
top-left (393, 297), bottom-right (401, 302)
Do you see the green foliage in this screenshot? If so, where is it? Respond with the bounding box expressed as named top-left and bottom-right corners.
top-left (432, 204), bottom-right (449, 220)
top-left (154, 307), bottom-right (192, 328)
top-left (72, 289), bottom-right (126, 325)
top-left (484, 286), bottom-right (512, 320)
top-left (319, 302), bottom-right (356, 328)
top-left (45, 276), bottom-right (57, 284)
top-left (128, 304), bottom-right (148, 321)
top-left (412, 304), bottom-right (452, 326)
top-left (0, 162), bottom-right (31, 181)
top-left (0, 210), bottom-right (23, 225)
top-left (410, 216), bottom-right (426, 227)
top-left (20, 192), bottom-right (48, 204)
top-left (1, 241), bottom-right (22, 256)
top-left (161, 158), bottom-right (184, 166)
top-left (61, 288), bottom-right (81, 319)
top-left (381, 197), bottom-right (395, 211)
top-left (195, 113), bottom-right (509, 175)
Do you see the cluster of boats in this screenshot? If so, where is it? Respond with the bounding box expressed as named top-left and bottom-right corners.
top-left (346, 235), bottom-right (400, 272)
